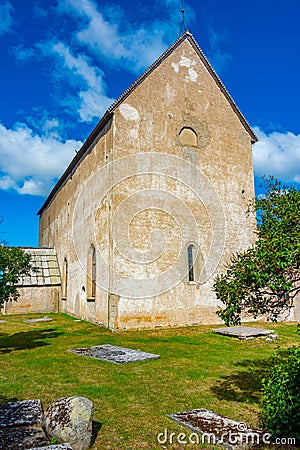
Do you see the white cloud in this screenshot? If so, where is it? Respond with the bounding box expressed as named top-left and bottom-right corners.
top-left (32, 1), bottom-right (49, 18)
top-left (0, 122), bottom-right (82, 196)
top-left (39, 41), bottom-right (114, 122)
top-left (0, 0), bottom-right (198, 198)
top-left (0, 1), bottom-right (13, 36)
top-left (253, 127), bottom-right (300, 183)
top-left (11, 0), bottom-right (195, 126)
top-left (59, 0), bottom-right (192, 73)
top-left (12, 44), bottom-right (36, 61)
top-left (206, 26), bottom-right (232, 73)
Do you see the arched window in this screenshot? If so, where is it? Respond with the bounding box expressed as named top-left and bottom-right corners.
top-left (179, 127), bottom-right (198, 147)
top-left (187, 244), bottom-right (197, 282)
top-left (87, 244), bottom-right (96, 299)
top-left (62, 258), bottom-right (68, 299)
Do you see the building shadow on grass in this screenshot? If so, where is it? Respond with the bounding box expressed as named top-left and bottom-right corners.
top-left (211, 358), bottom-right (271, 403)
top-left (0, 328), bottom-right (63, 354)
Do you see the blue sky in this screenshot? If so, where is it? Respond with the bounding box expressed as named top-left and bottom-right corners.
top-left (0, 0), bottom-right (299, 246)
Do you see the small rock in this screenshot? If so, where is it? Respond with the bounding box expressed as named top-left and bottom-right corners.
top-left (0, 320), bottom-right (6, 323)
top-left (42, 397), bottom-right (93, 450)
top-left (265, 338), bottom-right (273, 342)
top-left (269, 333), bottom-right (278, 340)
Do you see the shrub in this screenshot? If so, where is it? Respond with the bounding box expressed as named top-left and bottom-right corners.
top-left (260, 345), bottom-right (300, 440)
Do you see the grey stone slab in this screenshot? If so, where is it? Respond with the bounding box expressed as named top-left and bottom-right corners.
top-left (30, 445), bottom-right (73, 450)
top-left (69, 344), bottom-right (160, 364)
top-left (168, 408), bottom-right (264, 449)
top-left (25, 317), bottom-right (53, 323)
top-left (0, 427), bottom-right (49, 450)
top-left (0, 399), bottom-right (43, 427)
top-left (213, 326), bottom-right (274, 339)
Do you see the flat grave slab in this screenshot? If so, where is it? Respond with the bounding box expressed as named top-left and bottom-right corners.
top-left (0, 399), bottom-right (43, 428)
top-left (169, 408), bottom-right (264, 449)
top-left (30, 445), bottom-right (73, 450)
top-left (213, 326), bottom-right (274, 340)
top-left (69, 344), bottom-right (160, 364)
top-left (25, 316), bottom-right (53, 323)
top-left (0, 399), bottom-right (50, 449)
top-left (0, 427), bottom-right (49, 450)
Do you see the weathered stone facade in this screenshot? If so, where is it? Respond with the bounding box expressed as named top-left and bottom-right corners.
top-left (36, 32), bottom-right (258, 330)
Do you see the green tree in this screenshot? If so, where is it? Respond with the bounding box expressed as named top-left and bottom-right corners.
top-left (0, 246), bottom-right (34, 307)
top-left (213, 177), bottom-right (300, 326)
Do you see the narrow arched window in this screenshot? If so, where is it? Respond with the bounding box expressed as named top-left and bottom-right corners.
top-left (62, 258), bottom-right (68, 299)
top-left (187, 244), bottom-right (196, 282)
top-left (91, 246), bottom-right (96, 298)
top-left (87, 244), bottom-right (96, 299)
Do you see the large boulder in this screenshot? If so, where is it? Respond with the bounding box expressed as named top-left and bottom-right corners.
top-left (42, 397), bottom-right (93, 450)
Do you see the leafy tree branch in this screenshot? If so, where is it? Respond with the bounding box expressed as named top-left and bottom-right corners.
top-left (213, 177), bottom-right (300, 325)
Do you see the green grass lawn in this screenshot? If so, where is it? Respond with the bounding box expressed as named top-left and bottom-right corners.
top-left (0, 314), bottom-right (299, 449)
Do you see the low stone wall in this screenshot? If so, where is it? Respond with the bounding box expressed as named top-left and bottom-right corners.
top-left (2, 285), bottom-right (60, 315)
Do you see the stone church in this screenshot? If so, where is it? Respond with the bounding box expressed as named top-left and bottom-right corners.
top-left (3, 31), bottom-right (268, 329)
